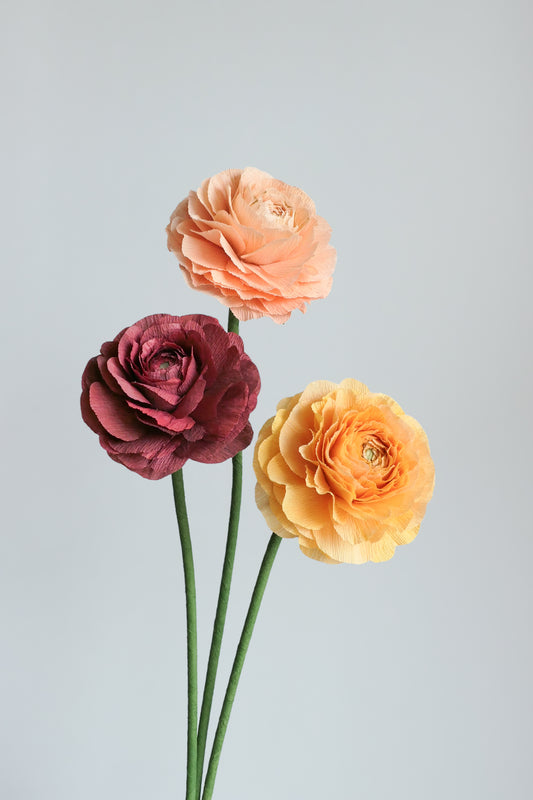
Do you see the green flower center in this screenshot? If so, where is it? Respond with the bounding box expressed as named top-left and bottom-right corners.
top-left (363, 447), bottom-right (376, 463)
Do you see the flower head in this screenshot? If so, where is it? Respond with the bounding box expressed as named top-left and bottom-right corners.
top-left (81, 314), bottom-right (260, 479)
top-left (253, 379), bottom-right (434, 563)
top-left (166, 168), bottom-right (336, 323)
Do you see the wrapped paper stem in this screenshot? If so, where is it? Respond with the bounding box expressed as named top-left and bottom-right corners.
top-left (201, 533), bottom-right (282, 800)
top-left (172, 469), bottom-right (198, 800)
top-left (196, 310), bottom-right (243, 795)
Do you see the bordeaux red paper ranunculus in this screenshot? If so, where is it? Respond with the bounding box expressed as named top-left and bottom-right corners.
top-left (81, 314), bottom-right (261, 479)
top-left (166, 167), bottom-right (336, 323)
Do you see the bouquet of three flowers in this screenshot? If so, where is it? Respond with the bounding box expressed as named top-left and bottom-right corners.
top-left (81, 167), bottom-right (434, 799)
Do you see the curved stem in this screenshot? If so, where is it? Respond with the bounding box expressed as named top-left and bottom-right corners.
top-left (171, 469), bottom-right (198, 800)
top-left (196, 452), bottom-right (242, 796)
top-left (201, 534), bottom-right (282, 800)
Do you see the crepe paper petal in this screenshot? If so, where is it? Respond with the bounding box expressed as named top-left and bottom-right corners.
top-left (81, 314), bottom-right (260, 479)
top-left (167, 167), bottom-right (336, 323)
top-left (253, 379), bottom-right (434, 564)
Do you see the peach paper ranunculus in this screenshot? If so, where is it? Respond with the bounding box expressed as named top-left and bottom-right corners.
top-left (166, 168), bottom-right (336, 323)
top-left (253, 379), bottom-right (435, 564)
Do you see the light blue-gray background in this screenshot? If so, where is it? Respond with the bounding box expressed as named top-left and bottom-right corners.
top-left (2, 1), bottom-right (532, 798)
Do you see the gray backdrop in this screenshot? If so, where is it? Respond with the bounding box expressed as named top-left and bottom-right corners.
top-left (2, 1), bottom-right (532, 798)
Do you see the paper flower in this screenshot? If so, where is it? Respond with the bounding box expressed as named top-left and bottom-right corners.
top-left (166, 167), bottom-right (336, 323)
top-left (81, 314), bottom-right (260, 479)
top-left (253, 379), bottom-right (434, 563)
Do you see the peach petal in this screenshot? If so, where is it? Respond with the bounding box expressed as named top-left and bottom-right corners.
top-left (196, 176), bottom-right (215, 216)
top-left (181, 234), bottom-right (230, 271)
top-left (207, 169), bottom-right (241, 213)
top-left (241, 234), bottom-right (302, 267)
top-left (167, 167), bottom-right (336, 323)
top-left (199, 220), bottom-right (246, 256)
top-left (188, 193), bottom-right (212, 227)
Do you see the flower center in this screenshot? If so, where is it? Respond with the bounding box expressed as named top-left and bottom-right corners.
top-left (363, 447), bottom-right (376, 462)
top-left (270, 202), bottom-right (287, 217)
top-left (151, 347), bottom-right (185, 375)
top-left (251, 192), bottom-right (296, 230)
top-left (361, 436), bottom-right (388, 468)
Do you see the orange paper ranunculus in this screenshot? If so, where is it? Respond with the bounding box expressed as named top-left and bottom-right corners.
top-left (166, 168), bottom-right (336, 324)
top-left (253, 379), bottom-right (435, 564)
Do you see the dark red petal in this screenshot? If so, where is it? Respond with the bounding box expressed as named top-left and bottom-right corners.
top-left (80, 387), bottom-right (102, 435)
top-left (81, 312), bottom-right (261, 476)
top-left (106, 358), bottom-right (148, 403)
top-left (130, 404), bottom-right (196, 434)
top-left (89, 383), bottom-right (147, 441)
top-left (81, 356), bottom-right (101, 391)
top-left (190, 422), bottom-right (253, 464)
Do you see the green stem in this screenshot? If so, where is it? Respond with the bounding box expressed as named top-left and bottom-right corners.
top-left (171, 469), bottom-right (198, 800)
top-left (196, 307), bottom-right (242, 795)
top-left (201, 534), bottom-right (282, 800)
top-left (227, 308), bottom-right (240, 335)
top-left (196, 451), bottom-right (242, 797)
top-left (194, 308), bottom-right (242, 796)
